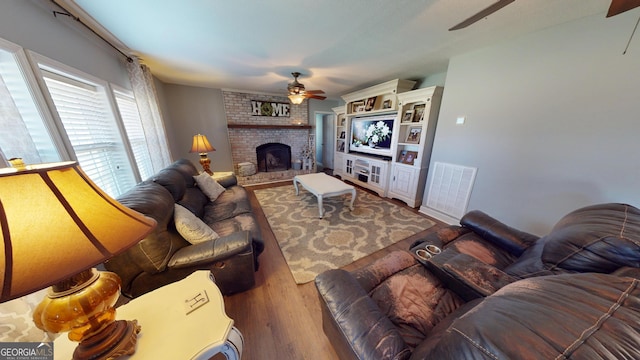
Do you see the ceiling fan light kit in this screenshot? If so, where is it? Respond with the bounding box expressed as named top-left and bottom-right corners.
top-left (287, 72), bottom-right (326, 104)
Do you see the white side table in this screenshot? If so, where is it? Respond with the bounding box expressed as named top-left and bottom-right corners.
top-left (54, 271), bottom-right (243, 360)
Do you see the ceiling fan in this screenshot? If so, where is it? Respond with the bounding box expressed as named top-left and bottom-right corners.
top-left (449, 0), bottom-right (640, 31)
top-left (287, 72), bottom-right (326, 104)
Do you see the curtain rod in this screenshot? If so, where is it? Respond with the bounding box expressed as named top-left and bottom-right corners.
top-left (49, 0), bottom-right (133, 63)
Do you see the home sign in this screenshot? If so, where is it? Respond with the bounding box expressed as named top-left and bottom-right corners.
top-left (251, 100), bottom-right (290, 117)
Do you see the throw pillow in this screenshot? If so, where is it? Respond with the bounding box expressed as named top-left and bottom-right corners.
top-left (193, 172), bottom-right (226, 202)
top-left (174, 204), bottom-right (219, 244)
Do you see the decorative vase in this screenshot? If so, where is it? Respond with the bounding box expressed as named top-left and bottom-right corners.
top-left (368, 140), bottom-right (377, 148)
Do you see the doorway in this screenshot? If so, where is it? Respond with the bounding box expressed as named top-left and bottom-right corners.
top-left (314, 111), bottom-right (335, 172)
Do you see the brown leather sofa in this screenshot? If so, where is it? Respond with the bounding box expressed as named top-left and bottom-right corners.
top-left (104, 159), bottom-right (263, 298)
top-left (315, 203), bottom-right (640, 359)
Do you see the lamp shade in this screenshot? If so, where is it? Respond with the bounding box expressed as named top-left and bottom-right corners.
top-left (189, 134), bottom-right (215, 154)
top-left (0, 161), bottom-right (156, 303)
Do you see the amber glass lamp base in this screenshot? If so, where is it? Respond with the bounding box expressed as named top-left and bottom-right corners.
top-left (199, 153), bottom-right (213, 175)
top-left (73, 320), bottom-right (141, 360)
top-left (33, 269), bottom-right (141, 360)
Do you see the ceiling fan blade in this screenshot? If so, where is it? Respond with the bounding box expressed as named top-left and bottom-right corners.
top-left (305, 89), bottom-right (325, 94)
top-left (449, 0), bottom-right (516, 31)
top-left (606, 0), bottom-right (640, 17)
top-left (306, 94), bottom-right (326, 100)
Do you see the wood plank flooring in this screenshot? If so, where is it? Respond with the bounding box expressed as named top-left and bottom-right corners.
top-left (219, 178), bottom-right (447, 360)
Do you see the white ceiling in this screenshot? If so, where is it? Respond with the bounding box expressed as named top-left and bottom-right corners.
top-left (67, 0), bottom-right (614, 100)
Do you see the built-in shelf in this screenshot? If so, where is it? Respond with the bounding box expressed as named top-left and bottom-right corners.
top-left (227, 124), bottom-right (311, 129)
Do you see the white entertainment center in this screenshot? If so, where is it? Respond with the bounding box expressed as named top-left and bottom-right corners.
top-left (333, 80), bottom-right (443, 207)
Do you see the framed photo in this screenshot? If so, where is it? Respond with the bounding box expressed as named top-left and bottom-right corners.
top-left (339, 131), bottom-right (345, 139)
top-left (406, 127), bottom-right (422, 144)
top-left (402, 110), bottom-right (414, 123)
top-left (365, 96), bottom-right (377, 111)
top-left (382, 99), bottom-right (392, 109)
top-left (338, 141), bottom-right (345, 152)
top-left (404, 151), bottom-right (418, 165)
top-left (339, 115), bottom-right (346, 126)
top-left (351, 101), bottom-right (365, 113)
top-left (412, 104), bottom-right (426, 122)
top-left (397, 150), bottom-right (407, 163)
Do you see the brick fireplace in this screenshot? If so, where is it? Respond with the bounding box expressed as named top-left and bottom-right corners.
top-left (223, 91), bottom-right (315, 185)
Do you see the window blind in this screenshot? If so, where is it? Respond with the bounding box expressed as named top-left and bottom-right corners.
top-left (114, 89), bottom-right (154, 180)
top-left (41, 70), bottom-right (136, 197)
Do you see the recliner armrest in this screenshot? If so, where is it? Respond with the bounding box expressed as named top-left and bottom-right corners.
top-left (315, 269), bottom-right (410, 360)
top-left (168, 231), bottom-right (251, 269)
top-left (461, 210), bottom-right (540, 256)
top-left (421, 248), bottom-right (517, 301)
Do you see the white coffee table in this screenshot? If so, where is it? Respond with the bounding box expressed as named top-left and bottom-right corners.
top-left (293, 173), bottom-right (356, 218)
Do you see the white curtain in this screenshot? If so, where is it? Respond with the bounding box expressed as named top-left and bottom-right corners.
top-left (126, 58), bottom-right (171, 172)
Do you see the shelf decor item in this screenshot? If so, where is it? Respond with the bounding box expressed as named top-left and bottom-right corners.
top-left (365, 96), bottom-right (377, 111)
top-left (404, 151), bottom-right (418, 165)
top-left (413, 104), bottom-right (426, 122)
top-left (406, 127), bottom-right (422, 144)
top-left (402, 110), bottom-right (414, 123)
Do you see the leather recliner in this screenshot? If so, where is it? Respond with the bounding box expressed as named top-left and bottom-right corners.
top-left (315, 203), bottom-right (640, 359)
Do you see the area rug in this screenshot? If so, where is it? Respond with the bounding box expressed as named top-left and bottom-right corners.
top-left (254, 184), bottom-right (436, 283)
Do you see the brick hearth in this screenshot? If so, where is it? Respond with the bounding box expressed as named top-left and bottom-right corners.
top-left (223, 90), bottom-right (315, 184)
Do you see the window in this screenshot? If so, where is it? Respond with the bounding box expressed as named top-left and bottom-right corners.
top-left (0, 36), bottom-right (161, 198)
top-left (0, 39), bottom-right (61, 165)
top-left (38, 62), bottom-right (137, 197)
top-left (113, 87), bottom-right (154, 180)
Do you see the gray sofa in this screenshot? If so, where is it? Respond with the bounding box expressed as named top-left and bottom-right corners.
top-left (104, 159), bottom-right (263, 298)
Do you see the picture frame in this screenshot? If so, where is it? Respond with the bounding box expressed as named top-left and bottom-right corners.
top-left (365, 96), bottom-right (377, 111)
top-left (412, 104), bottom-right (426, 122)
top-left (403, 151), bottom-right (418, 165)
top-left (351, 101), bottom-right (365, 113)
top-left (405, 126), bottom-right (422, 144)
top-left (339, 115), bottom-right (346, 126)
top-left (382, 99), bottom-right (392, 109)
top-left (402, 110), bottom-right (414, 123)
top-left (397, 150), bottom-right (407, 163)
top-left (339, 130), bottom-right (345, 139)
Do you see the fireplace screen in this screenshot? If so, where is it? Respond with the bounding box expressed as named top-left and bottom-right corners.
top-left (256, 143), bottom-right (291, 172)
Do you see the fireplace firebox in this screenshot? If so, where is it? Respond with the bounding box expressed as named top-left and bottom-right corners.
top-left (256, 143), bottom-right (291, 172)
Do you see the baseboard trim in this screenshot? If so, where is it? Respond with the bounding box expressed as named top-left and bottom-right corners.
top-left (419, 206), bottom-right (459, 225)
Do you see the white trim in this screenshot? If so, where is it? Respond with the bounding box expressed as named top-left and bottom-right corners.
top-left (419, 206), bottom-right (460, 225)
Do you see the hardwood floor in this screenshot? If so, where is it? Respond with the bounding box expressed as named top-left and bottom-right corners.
top-left (219, 178), bottom-right (448, 360)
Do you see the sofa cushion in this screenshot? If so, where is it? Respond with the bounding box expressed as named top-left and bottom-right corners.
top-left (174, 204), bottom-right (219, 244)
top-left (166, 158), bottom-right (199, 187)
top-left (421, 273), bottom-right (640, 359)
top-left (152, 168), bottom-right (186, 201)
top-left (540, 203), bottom-right (640, 273)
top-left (202, 186), bottom-right (252, 222)
top-left (177, 187), bottom-right (209, 218)
top-left (194, 172), bottom-right (225, 201)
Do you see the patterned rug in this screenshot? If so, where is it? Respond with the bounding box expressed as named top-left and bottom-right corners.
top-left (254, 184), bottom-right (436, 283)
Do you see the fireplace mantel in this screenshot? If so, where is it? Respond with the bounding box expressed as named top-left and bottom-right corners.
top-left (227, 124), bottom-right (312, 130)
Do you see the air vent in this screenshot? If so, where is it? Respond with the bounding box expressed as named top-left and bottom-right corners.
top-left (424, 162), bottom-right (477, 223)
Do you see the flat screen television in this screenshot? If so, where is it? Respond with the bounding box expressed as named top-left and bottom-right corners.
top-left (349, 114), bottom-right (396, 158)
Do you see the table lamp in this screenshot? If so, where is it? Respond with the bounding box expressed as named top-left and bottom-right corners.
top-left (189, 134), bottom-right (216, 175)
top-left (0, 161), bottom-right (157, 359)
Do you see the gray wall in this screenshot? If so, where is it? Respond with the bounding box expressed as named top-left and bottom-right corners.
top-left (424, 11), bottom-right (640, 235)
top-left (0, 1), bottom-right (130, 89)
top-left (160, 84), bottom-right (233, 171)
